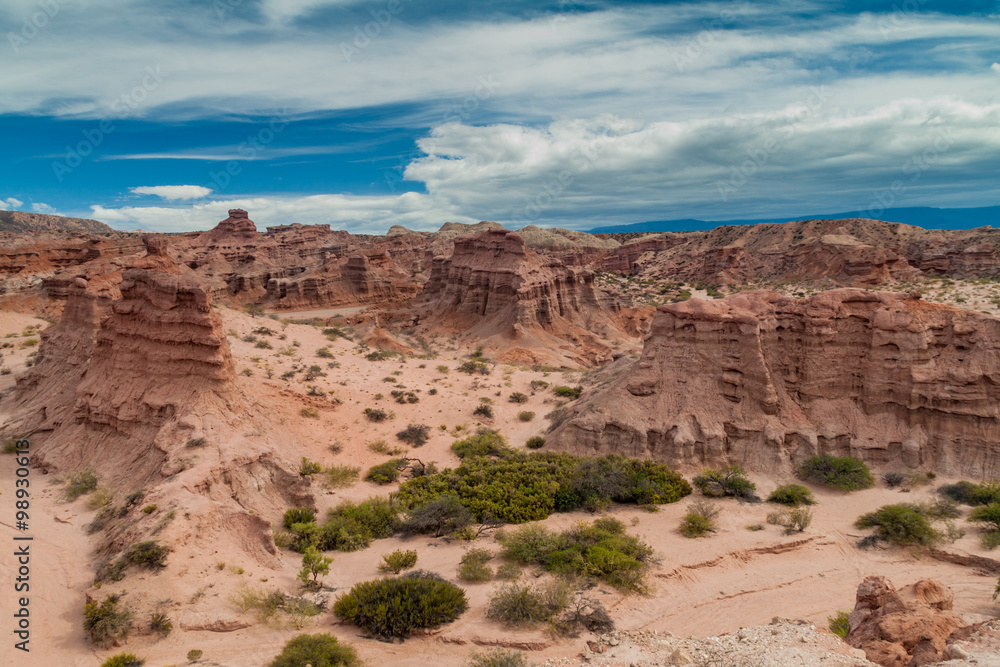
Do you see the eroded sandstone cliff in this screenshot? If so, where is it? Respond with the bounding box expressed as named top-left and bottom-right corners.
top-left (549, 289), bottom-right (1000, 476)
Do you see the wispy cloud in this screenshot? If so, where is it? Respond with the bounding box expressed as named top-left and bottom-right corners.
top-left (130, 185), bottom-right (213, 200)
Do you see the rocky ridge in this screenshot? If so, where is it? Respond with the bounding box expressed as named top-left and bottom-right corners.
top-left (549, 288), bottom-right (1000, 476)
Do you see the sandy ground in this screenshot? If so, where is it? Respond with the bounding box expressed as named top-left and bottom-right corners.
top-left (2, 307), bottom-right (1000, 666)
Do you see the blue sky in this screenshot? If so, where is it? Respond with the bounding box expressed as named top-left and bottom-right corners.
top-left (1, 0), bottom-right (998, 232)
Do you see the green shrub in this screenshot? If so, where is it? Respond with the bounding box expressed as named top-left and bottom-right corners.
top-left (309, 497), bottom-right (401, 553)
top-left (518, 411), bottom-right (535, 422)
top-left (379, 549), bottom-right (418, 574)
top-left (365, 458), bottom-right (406, 484)
top-left (316, 347), bottom-right (334, 358)
top-left (366, 349), bottom-right (399, 361)
top-left (770, 506), bottom-right (813, 535)
top-left (553, 385), bottom-right (582, 399)
top-left (509, 392), bottom-right (528, 404)
top-left (466, 648), bottom-right (531, 667)
top-left (486, 581), bottom-right (568, 627)
top-left (495, 563), bottom-right (522, 580)
top-left (796, 454), bottom-right (874, 491)
top-left (334, 576), bottom-right (469, 638)
top-left (395, 448), bottom-right (690, 525)
top-left (679, 498), bottom-right (719, 538)
top-left (496, 519), bottom-right (653, 592)
top-left (402, 495), bottom-right (474, 537)
top-left (65, 469), bottom-right (99, 501)
top-left (84, 594), bottom-right (134, 647)
top-left (855, 504), bottom-right (940, 546)
top-left (766, 484), bottom-right (815, 506)
top-left (939, 480), bottom-right (1000, 506)
top-left (148, 612), bottom-right (172, 636)
top-left (186, 649), bottom-right (203, 662)
top-left (364, 407), bottom-right (389, 422)
top-left (100, 653), bottom-right (144, 667)
top-left (299, 457), bottom-right (322, 475)
top-left (525, 436), bottom-right (545, 449)
top-left (458, 360), bottom-right (490, 374)
top-left (324, 464), bottom-right (360, 489)
top-left (693, 465), bottom-right (759, 501)
top-left (269, 633), bottom-right (361, 667)
top-left (828, 611), bottom-right (850, 638)
top-left (185, 437), bottom-right (207, 448)
top-left (124, 541), bottom-right (169, 569)
top-left (473, 404), bottom-right (494, 419)
top-left (968, 502), bottom-right (1000, 549)
top-left (457, 548), bottom-right (494, 583)
top-left (283, 507), bottom-right (315, 530)
top-left (141, 504), bottom-right (157, 514)
top-left (397, 423), bottom-right (431, 447)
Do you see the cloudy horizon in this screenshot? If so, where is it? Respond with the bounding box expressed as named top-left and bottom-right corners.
top-left (2, 0), bottom-right (999, 233)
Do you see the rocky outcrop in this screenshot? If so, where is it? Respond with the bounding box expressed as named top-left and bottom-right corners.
top-left (409, 229), bottom-right (631, 366)
top-left (0, 210), bottom-right (113, 234)
top-left (548, 289), bottom-right (1000, 476)
top-left (845, 576), bottom-right (968, 667)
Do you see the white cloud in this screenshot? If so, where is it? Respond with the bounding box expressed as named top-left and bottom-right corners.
top-left (130, 185), bottom-right (214, 200)
top-left (0, 197), bottom-right (23, 210)
top-left (31, 203), bottom-right (58, 214)
top-left (992, 62), bottom-right (1000, 73)
top-left (90, 192), bottom-right (476, 234)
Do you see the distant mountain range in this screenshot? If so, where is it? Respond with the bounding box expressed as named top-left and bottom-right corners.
top-left (0, 210), bottom-right (113, 234)
top-left (587, 206), bottom-right (1000, 234)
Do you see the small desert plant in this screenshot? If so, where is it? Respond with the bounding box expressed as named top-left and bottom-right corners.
top-left (466, 648), bottom-right (531, 667)
top-left (269, 633), bottom-right (361, 667)
top-left (283, 507), bottom-right (315, 529)
top-left (64, 469), bottom-right (99, 501)
top-left (364, 407), bottom-right (389, 422)
top-left (524, 436), bottom-right (545, 449)
top-left (100, 653), bottom-right (144, 667)
top-left (299, 457), bottom-right (323, 476)
top-left (486, 580), bottom-right (568, 627)
top-left (518, 411), bottom-right (535, 422)
top-left (148, 612), bottom-right (172, 636)
top-left (324, 464), bottom-right (360, 489)
top-left (402, 495), bottom-right (474, 537)
top-left (939, 480), bottom-right (1000, 506)
top-left (142, 504), bottom-right (157, 514)
top-left (770, 506), bottom-right (813, 534)
top-left (828, 611), bottom-right (850, 638)
top-left (316, 346), bottom-right (334, 358)
top-left (297, 546), bottom-right (333, 585)
top-left (882, 471), bottom-right (907, 488)
top-left (473, 404), bottom-right (494, 419)
top-left (968, 503), bottom-right (1000, 548)
top-left (334, 576), bottom-right (469, 638)
top-left (365, 458), bottom-right (405, 484)
top-left (766, 484), bottom-right (815, 506)
top-left (300, 407), bottom-right (320, 419)
top-left (552, 385), bottom-right (582, 399)
top-left (855, 504), bottom-right (940, 546)
top-left (796, 454), bottom-right (874, 492)
top-left (375, 548), bottom-right (418, 574)
top-left (509, 392), bottom-right (528, 403)
top-left (680, 498), bottom-right (720, 538)
top-left (693, 465), bottom-right (759, 502)
top-left (124, 541), bottom-right (169, 569)
top-left (458, 360), bottom-right (490, 374)
top-left (495, 562), bottom-right (522, 580)
top-left (457, 548), bottom-right (494, 583)
top-left (84, 594), bottom-right (135, 647)
top-left (87, 486), bottom-right (116, 510)
top-left (185, 437), bottom-right (207, 448)
top-left (397, 423), bottom-right (431, 447)
top-left (186, 649), bottom-right (203, 662)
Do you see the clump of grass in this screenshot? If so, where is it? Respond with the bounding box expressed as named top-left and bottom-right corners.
top-left (64, 469), bottom-right (99, 501)
top-left (299, 458), bottom-right (322, 476)
top-left (300, 407), bottom-right (320, 419)
top-left (457, 548), bottom-right (494, 583)
top-left (525, 436), bottom-right (545, 449)
top-left (518, 411), bottom-right (535, 422)
top-left (185, 437), bottom-right (208, 448)
top-left (766, 484), bottom-right (815, 506)
top-left (364, 407), bottom-right (389, 422)
top-left (378, 548), bottom-right (418, 574)
top-left (680, 498), bottom-right (720, 538)
top-left (486, 580), bottom-right (568, 627)
top-left (828, 611), bottom-right (850, 638)
top-left (324, 464), bottom-right (360, 489)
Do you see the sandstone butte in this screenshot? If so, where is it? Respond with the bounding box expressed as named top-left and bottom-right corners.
top-left (8, 234), bottom-right (310, 566)
top-left (401, 228), bottom-right (644, 367)
top-left (548, 288), bottom-right (1000, 477)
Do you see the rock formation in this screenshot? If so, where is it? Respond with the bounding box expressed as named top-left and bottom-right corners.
top-left (548, 289), bottom-right (1000, 476)
top-left (5, 235), bottom-right (310, 565)
top-left (408, 228), bottom-right (632, 366)
top-left (0, 209), bottom-right (114, 234)
top-left (845, 576), bottom-right (968, 666)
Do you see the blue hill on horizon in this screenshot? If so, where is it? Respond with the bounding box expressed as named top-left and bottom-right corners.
top-left (587, 206), bottom-right (1000, 234)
